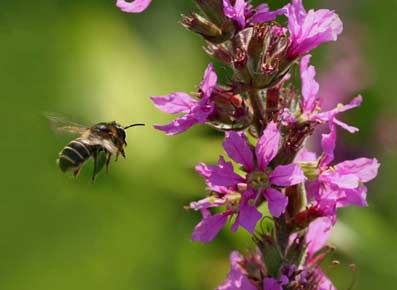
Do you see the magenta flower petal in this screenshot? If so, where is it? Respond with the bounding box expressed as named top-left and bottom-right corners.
top-left (320, 124), bottom-right (336, 167)
top-left (151, 93), bottom-right (197, 114)
top-left (279, 108), bottom-right (297, 126)
top-left (116, 0), bottom-right (152, 13)
top-left (153, 101), bottom-right (214, 135)
top-left (218, 252), bottom-right (257, 290)
top-left (256, 121), bottom-right (281, 170)
top-left (337, 186), bottom-right (368, 208)
top-left (206, 156), bottom-right (245, 187)
top-left (223, 131), bottom-right (254, 171)
top-left (264, 188), bottom-right (288, 217)
top-left (286, 0), bottom-right (343, 58)
top-left (195, 163), bottom-right (229, 193)
top-left (223, 0), bottom-right (247, 28)
top-left (250, 4), bottom-right (286, 23)
top-left (306, 217), bottom-right (333, 257)
top-left (317, 269), bottom-right (336, 290)
top-left (191, 212), bottom-right (229, 243)
top-left (200, 63), bottom-right (217, 102)
top-left (232, 193), bottom-right (262, 233)
top-left (263, 277), bottom-right (283, 290)
top-left (315, 95), bottom-right (363, 130)
top-left (270, 164), bottom-right (307, 187)
top-left (190, 197), bottom-right (226, 211)
top-left (295, 148), bottom-right (317, 162)
top-left (300, 55), bottom-right (319, 113)
top-left (323, 172), bottom-right (359, 189)
top-left (333, 118), bottom-right (359, 133)
top-left (153, 114), bottom-right (197, 135)
top-left (335, 158), bottom-right (380, 183)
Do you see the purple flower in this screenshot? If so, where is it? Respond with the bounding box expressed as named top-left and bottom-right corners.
top-left (218, 250), bottom-right (289, 290)
top-left (198, 122), bottom-right (306, 219)
top-left (223, 0), bottom-right (248, 29)
top-left (306, 218), bottom-right (336, 290)
top-left (301, 55), bottom-right (363, 133)
top-left (116, 0), bottom-right (152, 13)
top-left (285, 0), bottom-right (343, 59)
top-left (223, 1), bottom-right (285, 29)
top-left (305, 217), bottom-right (333, 259)
top-left (283, 55), bottom-right (362, 133)
top-left (151, 64), bottom-right (217, 135)
top-left (190, 185), bottom-right (262, 242)
top-left (250, 4), bottom-right (286, 24)
top-left (217, 251), bottom-right (258, 290)
top-left (300, 123), bottom-right (380, 212)
top-left (263, 276), bottom-right (288, 290)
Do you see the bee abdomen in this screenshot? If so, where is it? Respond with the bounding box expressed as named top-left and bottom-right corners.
top-left (58, 139), bottom-right (92, 172)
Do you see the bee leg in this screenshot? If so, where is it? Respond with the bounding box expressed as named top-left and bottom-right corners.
top-left (92, 150), bottom-right (98, 182)
top-left (115, 153), bottom-right (119, 162)
top-left (73, 168), bottom-right (81, 178)
top-left (105, 153), bottom-right (112, 173)
top-left (121, 149), bottom-right (126, 158)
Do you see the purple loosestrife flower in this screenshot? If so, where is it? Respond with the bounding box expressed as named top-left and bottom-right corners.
top-left (190, 187), bottom-right (262, 242)
top-left (220, 122), bottom-right (306, 217)
top-left (151, 64), bottom-right (217, 135)
top-left (287, 217), bottom-right (335, 288)
top-left (218, 251), bottom-right (288, 290)
top-left (306, 217), bottom-right (336, 290)
top-left (263, 277), bottom-right (288, 290)
top-left (116, 0), bottom-right (152, 13)
top-left (223, 1), bottom-right (285, 29)
top-left (194, 122), bottom-right (305, 225)
top-left (250, 4), bottom-right (286, 24)
top-left (283, 55), bottom-right (362, 133)
top-left (300, 123), bottom-right (379, 215)
top-left (285, 0), bottom-right (343, 59)
top-left (223, 0), bottom-right (247, 29)
top-left (300, 55), bottom-right (363, 133)
top-left (217, 251), bottom-right (258, 290)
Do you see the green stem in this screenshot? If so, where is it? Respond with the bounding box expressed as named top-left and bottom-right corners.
top-left (248, 89), bottom-right (266, 135)
top-left (274, 215), bottom-right (291, 257)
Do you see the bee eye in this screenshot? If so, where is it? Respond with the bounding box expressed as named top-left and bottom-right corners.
top-left (117, 128), bottom-right (126, 140)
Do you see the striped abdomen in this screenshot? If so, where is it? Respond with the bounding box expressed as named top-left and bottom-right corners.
top-left (58, 139), bottom-right (93, 173)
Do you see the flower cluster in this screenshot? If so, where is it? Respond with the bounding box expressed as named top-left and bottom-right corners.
top-left (118, 0), bottom-right (379, 289)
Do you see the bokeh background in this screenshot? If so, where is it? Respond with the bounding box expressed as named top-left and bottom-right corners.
top-left (1, 0), bottom-right (396, 289)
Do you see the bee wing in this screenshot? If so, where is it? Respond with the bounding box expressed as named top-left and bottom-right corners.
top-left (45, 113), bottom-right (88, 135)
top-left (85, 136), bottom-right (119, 154)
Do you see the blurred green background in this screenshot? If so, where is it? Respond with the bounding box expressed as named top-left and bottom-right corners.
top-left (1, 0), bottom-right (396, 289)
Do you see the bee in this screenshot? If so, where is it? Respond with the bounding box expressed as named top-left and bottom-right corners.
top-left (47, 114), bottom-right (144, 181)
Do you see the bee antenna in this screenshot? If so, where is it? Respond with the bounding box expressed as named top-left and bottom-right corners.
top-left (124, 123), bottom-right (145, 130)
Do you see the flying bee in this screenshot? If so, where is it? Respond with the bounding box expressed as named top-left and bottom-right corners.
top-left (47, 114), bottom-right (144, 181)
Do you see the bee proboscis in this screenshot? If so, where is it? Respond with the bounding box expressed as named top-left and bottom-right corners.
top-left (47, 114), bottom-right (144, 181)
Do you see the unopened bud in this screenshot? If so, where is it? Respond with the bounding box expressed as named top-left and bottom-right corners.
top-left (205, 43), bottom-right (233, 65)
top-left (233, 48), bottom-right (248, 70)
top-left (181, 13), bottom-right (222, 38)
top-left (193, 0), bottom-right (226, 27)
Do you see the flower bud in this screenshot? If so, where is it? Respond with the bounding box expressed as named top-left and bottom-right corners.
top-left (193, 0), bottom-right (226, 27)
top-left (181, 13), bottom-right (222, 39)
top-left (181, 5), bottom-right (236, 44)
top-left (204, 42), bottom-right (233, 65)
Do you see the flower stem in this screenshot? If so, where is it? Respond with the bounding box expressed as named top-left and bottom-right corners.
top-left (274, 215), bottom-right (291, 257)
top-left (248, 88), bottom-right (266, 135)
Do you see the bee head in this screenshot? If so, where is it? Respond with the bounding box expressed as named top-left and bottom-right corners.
top-left (115, 124), bottom-right (127, 144)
